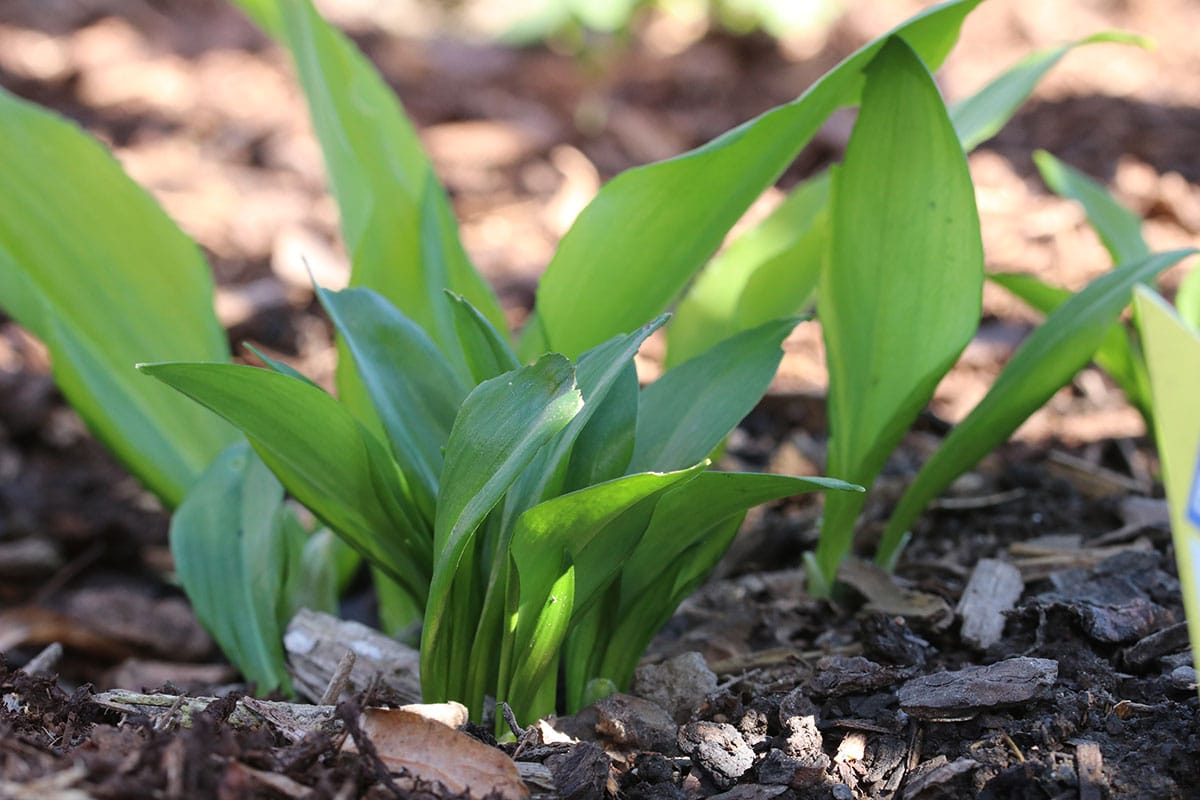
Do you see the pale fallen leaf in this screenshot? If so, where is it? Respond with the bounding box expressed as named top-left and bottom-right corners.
top-left (346, 708), bottom-right (528, 800)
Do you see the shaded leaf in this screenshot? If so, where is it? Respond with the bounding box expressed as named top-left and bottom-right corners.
top-left (140, 362), bottom-right (431, 603)
top-left (169, 442), bottom-right (291, 692)
top-left (318, 285), bottom-right (467, 517)
top-left (631, 318), bottom-right (797, 473)
top-left (667, 172), bottom-right (830, 367)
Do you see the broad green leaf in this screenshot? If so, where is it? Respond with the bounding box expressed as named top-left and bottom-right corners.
top-left (169, 442), bottom-right (291, 692)
top-left (447, 292), bottom-right (521, 385)
top-left (666, 172), bottom-right (830, 367)
top-left (288, 527), bottom-right (342, 619)
top-left (596, 471), bottom-right (860, 690)
top-left (950, 32), bottom-right (1150, 151)
top-left (466, 322), bottom-right (662, 713)
top-left (630, 318), bottom-right (797, 473)
top-left (531, 0), bottom-right (982, 358)
top-left (878, 249), bottom-right (1198, 566)
top-left (249, 0), bottom-right (505, 341)
top-left (421, 355), bottom-right (583, 706)
top-left (140, 362), bottom-right (432, 603)
top-left (666, 31), bottom-right (1139, 370)
top-left (318, 285), bottom-right (467, 518)
top-left (1034, 150), bottom-right (1149, 265)
top-left (814, 36), bottom-right (984, 590)
top-left (1133, 286), bottom-right (1200, 685)
top-left (1178, 265), bottom-right (1200, 333)
top-left (373, 567), bottom-right (422, 637)
top-left (0, 88), bottom-right (235, 505)
top-left (989, 271), bottom-right (1152, 423)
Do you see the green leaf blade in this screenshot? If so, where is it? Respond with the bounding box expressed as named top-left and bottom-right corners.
top-left (170, 442), bottom-right (292, 693)
top-left (421, 355), bottom-right (583, 706)
top-left (533, 0), bottom-right (983, 357)
top-left (0, 88), bottom-right (236, 505)
top-left (1034, 149), bottom-right (1150, 265)
top-left (815, 36), bottom-right (984, 586)
top-left (631, 318), bottom-right (797, 473)
top-left (950, 32), bottom-right (1150, 151)
top-left (140, 361), bottom-right (431, 602)
top-left (879, 249), bottom-right (1198, 566)
top-left (317, 285), bottom-right (467, 516)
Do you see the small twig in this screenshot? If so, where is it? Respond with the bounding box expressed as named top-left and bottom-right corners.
top-left (154, 693), bottom-right (187, 732)
top-left (500, 702), bottom-right (524, 739)
top-left (319, 650), bottom-right (356, 706)
top-left (337, 698), bottom-right (406, 799)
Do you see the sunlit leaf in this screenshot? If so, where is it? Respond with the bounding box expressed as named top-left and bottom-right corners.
top-left (879, 249), bottom-right (1198, 566)
top-left (532, 0), bottom-right (982, 357)
top-left (813, 36), bottom-right (983, 592)
top-left (0, 88), bottom-right (235, 505)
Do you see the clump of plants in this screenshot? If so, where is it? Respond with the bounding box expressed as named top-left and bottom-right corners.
top-left (1, 0), bottom-right (1193, 724)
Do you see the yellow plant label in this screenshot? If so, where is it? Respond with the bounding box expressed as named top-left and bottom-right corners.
top-left (1134, 285), bottom-right (1200, 691)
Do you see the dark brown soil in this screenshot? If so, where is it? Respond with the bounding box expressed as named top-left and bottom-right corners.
top-left (2, 0), bottom-right (1199, 797)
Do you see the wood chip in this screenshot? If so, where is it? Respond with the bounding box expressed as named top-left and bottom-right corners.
top-left (1075, 741), bottom-right (1106, 800)
top-left (284, 608), bottom-right (420, 704)
top-left (956, 559), bottom-right (1023, 649)
top-left (901, 756), bottom-right (978, 799)
top-left (897, 657), bottom-right (1058, 721)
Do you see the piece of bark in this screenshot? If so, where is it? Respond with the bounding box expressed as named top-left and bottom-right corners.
top-left (1120, 621), bottom-right (1191, 669)
top-left (677, 722), bottom-right (754, 790)
top-left (1075, 741), bottom-right (1106, 800)
top-left (758, 749), bottom-right (827, 789)
top-left (545, 741), bottom-right (612, 800)
top-left (897, 657), bottom-right (1058, 721)
top-left (956, 559), bottom-right (1023, 649)
top-left (634, 652), bottom-right (717, 723)
top-left (595, 693), bottom-right (678, 753)
top-left (901, 757), bottom-right (978, 800)
top-left (284, 608), bottom-right (420, 704)
top-left (707, 786), bottom-right (788, 800)
top-left (807, 655), bottom-right (908, 697)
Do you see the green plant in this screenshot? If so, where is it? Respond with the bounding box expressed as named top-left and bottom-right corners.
top-left (1, 0), bottom-right (1187, 717)
top-left (657, 27), bottom-right (1196, 593)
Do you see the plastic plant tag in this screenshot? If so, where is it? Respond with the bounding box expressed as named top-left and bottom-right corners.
top-left (1134, 285), bottom-right (1200, 696)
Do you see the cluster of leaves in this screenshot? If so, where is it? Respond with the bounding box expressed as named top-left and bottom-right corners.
top-left (2, 0), bottom-right (1194, 723)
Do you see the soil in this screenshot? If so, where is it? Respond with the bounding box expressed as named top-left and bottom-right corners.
top-left (2, 0), bottom-right (1200, 798)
